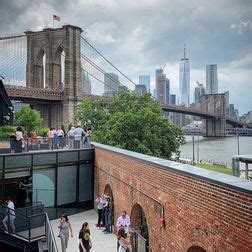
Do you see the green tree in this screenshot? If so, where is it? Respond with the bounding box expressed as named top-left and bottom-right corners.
top-left (75, 97), bottom-right (107, 130)
top-left (76, 92), bottom-right (185, 159)
top-left (15, 107), bottom-right (43, 132)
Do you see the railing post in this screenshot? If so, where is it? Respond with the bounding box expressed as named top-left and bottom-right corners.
top-left (28, 216), bottom-right (31, 242)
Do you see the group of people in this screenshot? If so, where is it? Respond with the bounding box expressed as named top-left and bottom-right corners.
top-left (47, 124), bottom-right (92, 150)
top-left (58, 215), bottom-right (92, 252)
top-left (95, 194), bottom-right (132, 251)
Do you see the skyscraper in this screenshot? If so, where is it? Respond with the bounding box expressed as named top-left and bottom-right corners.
top-left (156, 69), bottom-right (170, 104)
top-left (206, 64), bottom-right (218, 94)
top-left (82, 70), bottom-right (91, 94)
top-left (179, 44), bottom-right (190, 106)
top-left (170, 94), bottom-right (176, 105)
top-left (139, 75), bottom-right (150, 93)
top-left (135, 84), bottom-right (147, 95)
top-left (194, 81), bottom-right (205, 104)
top-left (103, 73), bottom-right (120, 97)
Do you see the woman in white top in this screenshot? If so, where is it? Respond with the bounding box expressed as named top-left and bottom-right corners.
top-left (15, 126), bottom-right (23, 153)
top-left (117, 228), bottom-right (131, 252)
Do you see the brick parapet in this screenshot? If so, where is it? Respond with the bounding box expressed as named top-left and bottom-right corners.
top-left (94, 143), bottom-right (252, 251)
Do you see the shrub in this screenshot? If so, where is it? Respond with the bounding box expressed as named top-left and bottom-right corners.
top-left (0, 125), bottom-right (16, 139)
top-left (36, 128), bottom-right (49, 137)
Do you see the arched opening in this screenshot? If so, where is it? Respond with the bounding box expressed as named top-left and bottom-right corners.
top-left (103, 184), bottom-right (114, 232)
top-left (187, 246), bottom-right (206, 252)
top-left (35, 48), bottom-right (46, 89)
top-left (54, 46), bottom-right (65, 90)
top-left (130, 203), bottom-right (149, 251)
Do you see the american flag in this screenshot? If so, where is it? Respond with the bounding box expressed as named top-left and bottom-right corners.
top-left (53, 15), bottom-right (60, 21)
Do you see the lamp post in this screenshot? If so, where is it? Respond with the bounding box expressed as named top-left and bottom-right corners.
top-left (197, 132), bottom-right (199, 163)
top-left (236, 127), bottom-right (240, 155)
top-left (192, 134), bottom-right (195, 165)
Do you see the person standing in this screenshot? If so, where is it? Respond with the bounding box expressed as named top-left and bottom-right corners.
top-left (116, 210), bottom-right (131, 234)
top-left (95, 194), bottom-right (107, 229)
top-left (47, 127), bottom-right (54, 150)
top-left (15, 126), bottom-right (23, 153)
top-left (74, 124), bottom-right (84, 149)
top-left (58, 215), bottom-right (73, 252)
top-left (57, 127), bottom-right (64, 148)
top-left (79, 222), bottom-right (92, 252)
top-left (117, 228), bottom-right (131, 252)
top-left (67, 127), bottom-right (75, 149)
top-left (83, 128), bottom-right (92, 148)
top-left (103, 196), bottom-right (111, 234)
top-left (2, 197), bottom-right (16, 234)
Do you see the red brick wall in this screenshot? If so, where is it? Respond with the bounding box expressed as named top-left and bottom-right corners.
top-left (94, 144), bottom-right (252, 252)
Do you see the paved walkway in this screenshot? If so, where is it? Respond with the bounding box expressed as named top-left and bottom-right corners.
top-left (51, 209), bottom-right (117, 252)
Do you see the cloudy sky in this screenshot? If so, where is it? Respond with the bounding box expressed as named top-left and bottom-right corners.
top-left (0, 0), bottom-right (251, 114)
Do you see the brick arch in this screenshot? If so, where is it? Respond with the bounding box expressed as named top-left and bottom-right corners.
top-left (130, 203), bottom-right (148, 231)
top-left (187, 245), bottom-right (206, 252)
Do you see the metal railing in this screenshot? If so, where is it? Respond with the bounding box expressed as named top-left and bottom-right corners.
top-left (129, 227), bottom-right (147, 252)
top-left (0, 203), bottom-right (45, 242)
top-left (0, 136), bottom-right (93, 154)
top-left (45, 212), bottom-right (58, 252)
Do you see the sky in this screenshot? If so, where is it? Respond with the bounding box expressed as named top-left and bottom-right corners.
top-left (0, 0), bottom-right (251, 114)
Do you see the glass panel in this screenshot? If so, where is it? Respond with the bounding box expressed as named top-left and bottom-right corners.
top-left (5, 171), bottom-right (30, 179)
top-left (33, 153), bottom-right (56, 165)
top-left (79, 149), bottom-right (94, 161)
top-left (5, 155), bottom-right (31, 168)
top-left (79, 164), bottom-right (93, 202)
top-left (58, 151), bottom-right (78, 163)
top-left (138, 235), bottom-right (146, 252)
top-left (33, 169), bottom-right (55, 207)
top-left (0, 156), bottom-right (3, 169)
top-left (57, 165), bottom-right (77, 205)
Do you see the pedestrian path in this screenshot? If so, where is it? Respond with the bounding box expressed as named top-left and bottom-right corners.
top-left (51, 209), bottom-right (117, 251)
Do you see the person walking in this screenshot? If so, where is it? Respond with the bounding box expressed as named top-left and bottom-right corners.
top-left (117, 228), bottom-right (131, 252)
top-left (47, 127), bottom-right (54, 150)
top-left (57, 127), bottom-right (64, 148)
top-left (2, 197), bottom-right (16, 234)
top-left (58, 215), bottom-right (73, 252)
top-left (79, 222), bottom-right (92, 252)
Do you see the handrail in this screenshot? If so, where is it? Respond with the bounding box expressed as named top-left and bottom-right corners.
top-left (0, 203), bottom-right (46, 242)
top-left (45, 212), bottom-right (58, 252)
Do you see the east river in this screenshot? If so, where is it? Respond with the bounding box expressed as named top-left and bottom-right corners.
top-left (179, 136), bottom-right (252, 167)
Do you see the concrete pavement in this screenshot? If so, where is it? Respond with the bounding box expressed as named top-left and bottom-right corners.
top-left (51, 209), bottom-right (117, 252)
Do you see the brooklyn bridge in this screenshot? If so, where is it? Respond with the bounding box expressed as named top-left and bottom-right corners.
top-left (0, 25), bottom-right (243, 136)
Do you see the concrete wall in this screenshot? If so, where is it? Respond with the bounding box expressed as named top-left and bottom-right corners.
top-left (94, 142), bottom-right (252, 252)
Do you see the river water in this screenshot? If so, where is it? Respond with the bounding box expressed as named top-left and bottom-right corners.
top-left (179, 136), bottom-right (252, 167)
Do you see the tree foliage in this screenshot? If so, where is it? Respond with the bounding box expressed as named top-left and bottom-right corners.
top-left (76, 92), bottom-right (185, 159)
top-left (15, 107), bottom-right (43, 132)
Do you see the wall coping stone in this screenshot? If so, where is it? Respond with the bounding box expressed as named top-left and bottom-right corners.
top-left (94, 142), bottom-right (252, 195)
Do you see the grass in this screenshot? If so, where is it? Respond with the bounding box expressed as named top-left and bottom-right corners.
top-left (196, 163), bottom-right (233, 175)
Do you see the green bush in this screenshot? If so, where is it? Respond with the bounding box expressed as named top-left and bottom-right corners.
top-left (0, 125), bottom-right (16, 139)
top-left (36, 128), bottom-right (49, 137)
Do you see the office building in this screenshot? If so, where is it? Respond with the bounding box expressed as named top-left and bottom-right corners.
top-left (103, 73), bottom-right (120, 97)
top-left (179, 45), bottom-right (190, 106)
top-left (224, 91), bottom-right (229, 109)
top-left (206, 64), bottom-right (218, 94)
top-left (82, 71), bottom-right (91, 94)
top-left (194, 81), bottom-right (205, 104)
top-left (156, 69), bottom-right (170, 104)
top-left (170, 94), bottom-right (176, 105)
top-left (135, 84), bottom-right (147, 95)
top-left (139, 75), bottom-right (150, 93)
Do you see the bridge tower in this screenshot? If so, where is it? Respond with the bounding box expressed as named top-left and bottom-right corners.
top-left (200, 94), bottom-right (227, 137)
top-left (25, 25), bottom-right (82, 127)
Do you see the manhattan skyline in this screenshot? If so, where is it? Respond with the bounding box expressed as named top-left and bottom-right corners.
top-left (0, 0), bottom-right (251, 114)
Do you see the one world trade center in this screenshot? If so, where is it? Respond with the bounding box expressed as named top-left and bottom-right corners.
top-left (179, 45), bottom-right (190, 106)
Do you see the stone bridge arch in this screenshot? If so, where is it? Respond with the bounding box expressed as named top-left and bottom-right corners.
top-left (187, 245), bottom-right (206, 252)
